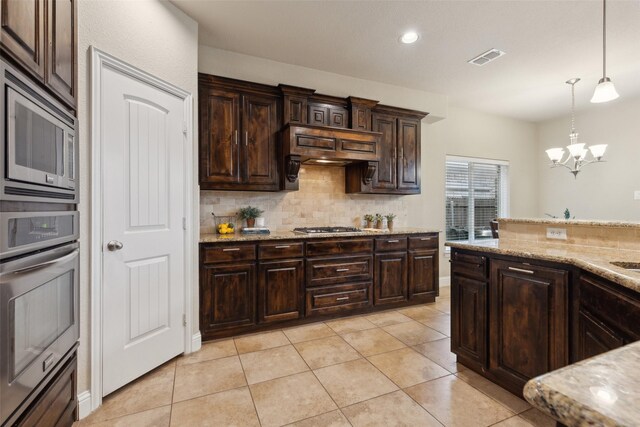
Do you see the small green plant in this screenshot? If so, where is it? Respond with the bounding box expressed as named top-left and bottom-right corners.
top-left (385, 213), bottom-right (396, 222)
top-left (374, 213), bottom-right (383, 222)
top-left (237, 206), bottom-right (264, 220)
top-left (364, 214), bottom-right (374, 222)
top-left (564, 208), bottom-right (571, 220)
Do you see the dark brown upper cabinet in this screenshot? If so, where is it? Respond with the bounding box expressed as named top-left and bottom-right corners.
top-left (199, 75), bottom-right (280, 191)
top-left (1, 0), bottom-right (77, 111)
top-left (346, 107), bottom-right (426, 195)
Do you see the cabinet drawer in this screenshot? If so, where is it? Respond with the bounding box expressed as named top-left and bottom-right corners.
top-left (409, 235), bottom-right (438, 250)
top-left (375, 237), bottom-right (407, 252)
top-left (306, 282), bottom-right (372, 317)
top-left (259, 242), bottom-right (304, 260)
top-left (307, 255), bottom-right (373, 287)
top-left (306, 238), bottom-right (373, 257)
top-left (202, 244), bottom-right (257, 264)
top-left (451, 250), bottom-right (487, 280)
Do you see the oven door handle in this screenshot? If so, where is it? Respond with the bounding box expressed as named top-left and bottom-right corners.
top-left (8, 249), bottom-right (79, 275)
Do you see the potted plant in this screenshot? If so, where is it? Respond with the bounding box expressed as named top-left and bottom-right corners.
top-left (374, 213), bottom-right (384, 229)
top-left (364, 214), bottom-right (374, 229)
top-left (385, 213), bottom-right (396, 231)
top-left (238, 206), bottom-right (264, 228)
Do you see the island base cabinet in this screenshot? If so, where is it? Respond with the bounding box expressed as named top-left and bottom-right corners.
top-left (489, 260), bottom-right (569, 395)
top-left (258, 259), bottom-right (304, 323)
top-left (451, 272), bottom-right (487, 369)
top-left (200, 262), bottom-right (256, 339)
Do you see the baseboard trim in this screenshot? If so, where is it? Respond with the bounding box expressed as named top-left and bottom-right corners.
top-left (191, 331), bottom-right (202, 353)
top-left (439, 276), bottom-right (451, 286)
top-left (77, 390), bottom-right (92, 419)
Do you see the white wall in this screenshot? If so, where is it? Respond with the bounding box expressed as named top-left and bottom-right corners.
top-left (537, 96), bottom-right (640, 221)
top-left (77, 0), bottom-right (198, 396)
top-left (198, 46), bottom-right (539, 278)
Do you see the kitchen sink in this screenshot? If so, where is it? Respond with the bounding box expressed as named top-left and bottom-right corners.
top-left (610, 261), bottom-right (640, 272)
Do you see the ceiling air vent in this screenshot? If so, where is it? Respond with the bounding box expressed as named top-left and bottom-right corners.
top-left (468, 49), bottom-right (506, 66)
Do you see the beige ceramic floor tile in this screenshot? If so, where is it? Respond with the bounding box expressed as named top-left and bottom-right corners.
top-left (313, 358), bottom-right (398, 407)
top-left (518, 408), bottom-right (557, 427)
top-left (294, 336), bottom-right (361, 369)
top-left (397, 305), bottom-right (444, 322)
top-left (285, 410), bottom-right (351, 427)
top-left (434, 297), bottom-right (451, 314)
top-left (79, 361), bottom-right (175, 423)
top-left (439, 286), bottom-right (451, 297)
top-left (234, 330), bottom-right (290, 354)
top-left (341, 390), bottom-right (442, 427)
top-left (176, 339), bottom-right (237, 366)
top-left (173, 355), bottom-right (246, 402)
top-left (325, 316), bottom-right (377, 335)
top-left (170, 387), bottom-right (260, 427)
top-left (240, 344), bottom-right (309, 384)
top-left (491, 415), bottom-right (537, 427)
top-left (84, 406), bottom-right (171, 427)
top-left (456, 369), bottom-right (531, 414)
top-left (413, 338), bottom-right (464, 373)
top-left (382, 321), bottom-right (446, 346)
top-left (405, 375), bottom-right (514, 427)
top-left (250, 371), bottom-right (337, 427)
top-left (367, 347), bottom-right (450, 388)
top-left (365, 310), bottom-right (413, 327)
top-left (284, 322), bottom-right (337, 343)
top-left (417, 313), bottom-right (451, 336)
top-left (341, 328), bottom-right (406, 356)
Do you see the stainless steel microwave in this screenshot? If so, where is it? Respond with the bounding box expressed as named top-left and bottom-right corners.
top-left (1, 59), bottom-right (78, 203)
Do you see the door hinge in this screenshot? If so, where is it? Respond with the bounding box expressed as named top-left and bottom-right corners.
top-left (182, 121), bottom-right (188, 135)
top-left (182, 217), bottom-right (187, 230)
top-left (183, 314), bottom-right (187, 327)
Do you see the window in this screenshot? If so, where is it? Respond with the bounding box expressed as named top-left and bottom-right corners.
top-left (445, 156), bottom-right (509, 243)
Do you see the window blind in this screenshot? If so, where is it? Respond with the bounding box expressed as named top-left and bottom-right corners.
top-left (445, 157), bottom-right (509, 242)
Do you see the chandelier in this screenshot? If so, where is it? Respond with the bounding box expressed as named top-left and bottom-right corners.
top-left (545, 78), bottom-right (607, 178)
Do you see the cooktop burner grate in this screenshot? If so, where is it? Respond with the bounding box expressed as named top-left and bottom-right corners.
top-left (293, 226), bottom-right (363, 234)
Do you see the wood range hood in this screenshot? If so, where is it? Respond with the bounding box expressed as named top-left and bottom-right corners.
top-left (281, 123), bottom-right (382, 189)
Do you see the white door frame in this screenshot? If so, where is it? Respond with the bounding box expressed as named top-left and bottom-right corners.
top-left (89, 47), bottom-right (196, 412)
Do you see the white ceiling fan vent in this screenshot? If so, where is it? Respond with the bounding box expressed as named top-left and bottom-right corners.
top-left (468, 49), bottom-right (506, 66)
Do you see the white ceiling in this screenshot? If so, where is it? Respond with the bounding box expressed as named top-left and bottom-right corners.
top-left (171, 0), bottom-right (640, 122)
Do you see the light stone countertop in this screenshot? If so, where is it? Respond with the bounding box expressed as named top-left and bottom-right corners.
top-left (200, 228), bottom-right (441, 243)
top-left (523, 341), bottom-right (640, 427)
top-left (497, 217), bottom-right (640, 229)
top-left (445, 240), bottom-right (640, 293)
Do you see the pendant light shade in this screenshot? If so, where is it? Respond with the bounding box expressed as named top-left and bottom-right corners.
top-left (591, 0), bottom-right (619, 103)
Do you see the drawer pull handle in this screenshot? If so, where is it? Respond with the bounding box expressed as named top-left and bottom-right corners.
top-left (420, 237), bottom-right (433, 241)
top-left (336, 296), bottom-right (350, 301)
top-left (275, 245), bottom-right (290, 249)
top-left (222, 248), bottom-right (240, 252)
top-left (508, 266), bottom-right (534, 274)
top-left (336, 268), bottom-right (350, 272)
top-left (387, 239), bottom-right (400, 243)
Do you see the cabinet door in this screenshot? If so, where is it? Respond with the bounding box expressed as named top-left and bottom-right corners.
top-left (408, 249), bottom-right (437, 301)
top-left (200, 262), bottom-right (255, 336)
top-left (46, 0), bottom-right (76, 108)
top-left (374, 252), bottom-right (407, 305)
top-left (0, 0), bottom-right (45, 78)
top-left (451, 272), bottom-right (487, 367)
top-left (489, 260), bottom-right (568, 394)
top-left (575, 309), bottom-right (624, 361)
top-left (242, 94), bottom-right (279, 188)
top-left (258, 259), bottom-right (304, 323)
top-left (199, 88), bottom-right (241, 186)
top-left (397, 118), bottom-right (420, 191)
top-left (371, 113), bottom-right (397, 190)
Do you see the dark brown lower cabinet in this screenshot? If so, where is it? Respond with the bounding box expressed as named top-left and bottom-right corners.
top-left (306, 282), bottom-right (373, 317)
top-left (576, 309), bottom-right (624, 360)
top-left (451, 272), bottom-right (487, 369)
top-left (489, 259), bottom-right (569, 395)
top-left (200, 262), bottom-right (256, 339)
top-left (258, 259), bottom-right (304, 323)
top-left (374, 252), bottom-right (407, 305)
top-left (408, 249), bottom-right (438, 301)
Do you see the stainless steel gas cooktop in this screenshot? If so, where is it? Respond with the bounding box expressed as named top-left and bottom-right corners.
top-left (293, 226), bottom-right (362, 234)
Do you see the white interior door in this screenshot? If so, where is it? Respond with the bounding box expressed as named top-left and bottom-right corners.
top-left (101, 64), bottom-right (186, 396)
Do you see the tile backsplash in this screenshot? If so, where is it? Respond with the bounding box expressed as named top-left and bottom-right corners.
top-left (200, 165), bottom-right (415, 232)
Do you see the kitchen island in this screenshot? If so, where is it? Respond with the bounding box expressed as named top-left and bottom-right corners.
top-left (199, 228), bottom-right (440, 340)
top-left (447, 218), bottom-right (640, 426)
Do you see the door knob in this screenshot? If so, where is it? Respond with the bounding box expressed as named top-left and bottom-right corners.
top-left (107, 240), bottom-right (124, 251)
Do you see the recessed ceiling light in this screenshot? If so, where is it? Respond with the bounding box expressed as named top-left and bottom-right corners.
top-left (400, 31), bottom-right (419, 44)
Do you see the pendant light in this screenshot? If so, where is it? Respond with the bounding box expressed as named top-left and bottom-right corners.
top-left (591, 0), bottom-right (619, 103)
top-left (546, 78), bottom-right (607, 178)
